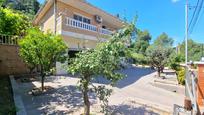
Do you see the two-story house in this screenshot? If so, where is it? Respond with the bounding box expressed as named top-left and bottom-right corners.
top-left (33, 0), bottom-right (124, 74)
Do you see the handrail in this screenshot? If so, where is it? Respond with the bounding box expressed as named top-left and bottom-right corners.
top-left (0, 34), bottom-right (20, 45)
top-left (185, 66), bottom-right (198, 114)
top-left (99, 28), bottom-right (113, 35)
top-left (65, 17), bottom-right (113, 35)
top-left (66, 17), bottom-right (97, 32)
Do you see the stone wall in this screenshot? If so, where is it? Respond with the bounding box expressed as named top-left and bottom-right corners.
top-left (0, 45), bottom-right (29, 75)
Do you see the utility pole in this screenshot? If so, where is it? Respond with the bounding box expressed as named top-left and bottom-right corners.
top-left (185, 0), bottom-right (189, 65)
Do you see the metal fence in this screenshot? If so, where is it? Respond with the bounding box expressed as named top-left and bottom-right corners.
top-left (0, 34), bottom-right (20, 45)
top-left (173, 66), bottom-right (198, 115)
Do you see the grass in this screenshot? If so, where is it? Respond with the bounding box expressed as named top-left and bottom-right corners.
top-left (0, 76), bottom-right (16, 115)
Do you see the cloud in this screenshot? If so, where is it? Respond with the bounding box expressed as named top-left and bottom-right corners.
top-left (172, 0), bottom-right (180, 3)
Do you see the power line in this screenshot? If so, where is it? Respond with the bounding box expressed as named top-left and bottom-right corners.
top-left (188, 0), bottom-right (204, 34)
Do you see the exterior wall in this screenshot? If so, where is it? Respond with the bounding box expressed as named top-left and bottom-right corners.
top-left (57, 1), bottom-right (100, 27)
top-left (0, 45), bottom-right (29, 75)
top-left (57, 1), bottom-right (114, 38)
top-left (197, 64), bottom-right (204, 107)
top-left (62, 35), bottom-right (97, 50)
top-left (39, 4), bottom-right (55, 32)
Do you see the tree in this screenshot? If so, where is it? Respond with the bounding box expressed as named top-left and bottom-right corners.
top-left (19, 28), bottom-right (67, 91)
top-left (147, 33), bottom-right (174, 77)
top-left (2, 0), bottom-right (40, 18)
top-left (179, 39), bottom-right (203, 61)
top-left (146, 46), bottom-right (170, 77)
top-left (0, 8), bottom-right (30, 35)
top-left (0, 0), bottom-right (5, 6)
top-left (68, 24), bottom-right (135, 115)
top-left (154, 32), bottom-right (173, 48)
top-left (133, 30), bottom-right (151, 55)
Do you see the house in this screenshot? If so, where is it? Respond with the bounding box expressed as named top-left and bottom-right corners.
top-left (33, 0), bottom-right (124, 74)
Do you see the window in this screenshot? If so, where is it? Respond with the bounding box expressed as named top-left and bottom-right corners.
top-left (73, 14), bottom-right (91, 24)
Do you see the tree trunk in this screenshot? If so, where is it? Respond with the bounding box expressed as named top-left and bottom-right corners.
top-left (157, 68), bottom-right (161, 77)
top-left (41, 74), bottom-right (45, 92)
top-left (83, 75), bottom-right (90, 115)
top-left (83, 87), bottom-right (90, 115)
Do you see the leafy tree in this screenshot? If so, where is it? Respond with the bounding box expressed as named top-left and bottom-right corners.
top-left (179, 39), bottom-right (203, 61)
top-left (0, 8), bottom-right (30, 35)
top-left (146, 46), bottom-right (170, 77)
top-left (133, 30), bottom-right (151, 55)
top-left (168, 52), bottom-right (185, 71)
top-left (2, 0), bottom-right (40, 18)
top-left (154, 32), bottom-right (173, 48)
top-left (0, 0), bottom-right (5, 6)
top-left (19, 28), bottom-right (67, 91)
top-left (68, 24), bottom-right (135, 115)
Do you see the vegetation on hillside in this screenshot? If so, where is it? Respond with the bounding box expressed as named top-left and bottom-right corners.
top-left (2, 0), bottom-right (40, 18)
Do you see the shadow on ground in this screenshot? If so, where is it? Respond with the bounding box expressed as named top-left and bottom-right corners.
top-left (110, 104), bottom-right (159, 115)
top-left (94, 66), bottom-right (155, 88)
top-left (21, 85), bottom-right (96, 115)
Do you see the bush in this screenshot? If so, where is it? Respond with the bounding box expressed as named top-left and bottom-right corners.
top-left (176, 67), bottom-right (185, 85)
top-left (130, 53), bottom-right (147, 65)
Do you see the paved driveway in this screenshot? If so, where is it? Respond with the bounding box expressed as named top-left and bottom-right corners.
top-left (17, 66), bottom-right (184, 114)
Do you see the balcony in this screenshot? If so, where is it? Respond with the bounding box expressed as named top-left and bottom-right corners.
top-left (65, 17), bottom-right (113, 36)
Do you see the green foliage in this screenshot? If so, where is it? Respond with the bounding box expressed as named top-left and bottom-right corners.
top-left (154, 32), bottom-right (174, 48)
top-left (19, 27), bottom-right (67, 91)
top-left (2, 0), bottom-right (40, 18)
top-left (0, 0), bottom-right (5, 6)
top-left (179, 39), bottom-right (203, 61)
top-left (146, 33), bottom-right (174, 77)
top-left (132, 30), bottom-right (151, 55)
top-left (130, 52), bottom-right (147, 65)
top-left (0, 8), bottom-right (30, 35)
top-left (168, 52), bottom-right (185, 71)
top-left (68, 23), bottom-right (135, 115)
top-left (176, 67), bottom-right (185, 85)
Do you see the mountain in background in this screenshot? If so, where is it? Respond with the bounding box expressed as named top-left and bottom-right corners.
top-left (2, 0), bottom-right (41, 18)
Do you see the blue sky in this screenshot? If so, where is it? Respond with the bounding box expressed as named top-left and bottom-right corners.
top-left (38, 0), bottom-right (204, 45)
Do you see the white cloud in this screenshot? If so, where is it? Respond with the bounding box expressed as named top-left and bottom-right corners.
top-left (172, 0), bottom-right (180, 3)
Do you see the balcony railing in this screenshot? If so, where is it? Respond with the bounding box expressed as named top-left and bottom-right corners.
top-left (0, 34), bottom-right (20, 45)
top-left (66, 17), bottom-right (97, 32)
top-left (65, 17), bottom-right (113, 35)
top-left (99, 28), bottom-right (113, 35)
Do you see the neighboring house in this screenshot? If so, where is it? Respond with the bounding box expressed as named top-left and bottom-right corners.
top-left (33, 0), bottom-right (124, 74)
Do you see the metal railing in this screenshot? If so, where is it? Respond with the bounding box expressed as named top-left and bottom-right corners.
top-left (65, 17), bottom-right (113, 35)
top-left (185, 66), bottom-right (198, 114)
top-left (173, 66), bottom-right (198, 115)
top-left (0, 34), bottom-right (20, 45)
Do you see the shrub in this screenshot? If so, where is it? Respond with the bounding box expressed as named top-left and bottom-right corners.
top-left (176, 67), bottom-right (185, 85)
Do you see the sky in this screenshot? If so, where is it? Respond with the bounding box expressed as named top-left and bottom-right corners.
top-left (38, 0), bottom-right (204, 45)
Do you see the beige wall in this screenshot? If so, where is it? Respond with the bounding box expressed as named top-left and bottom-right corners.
top-left (62, 35), bottom-right (97, 50)
top-left (40, 4), bottom-right (55, 32)
top-left (0, 45), bottom-right (29, 75)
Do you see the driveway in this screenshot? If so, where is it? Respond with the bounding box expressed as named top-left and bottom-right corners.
top-left (16, 66), bottom-right (184, 114)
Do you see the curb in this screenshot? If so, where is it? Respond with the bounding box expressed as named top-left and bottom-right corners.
top-left (9, 75), bottom-right (27, 115)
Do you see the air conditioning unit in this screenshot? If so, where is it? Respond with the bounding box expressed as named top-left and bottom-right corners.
top-left (95, 15), bottom-right (102, 23)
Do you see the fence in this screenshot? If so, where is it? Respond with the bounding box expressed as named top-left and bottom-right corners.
top-left (0, 34), bottom-right (21, 45)
top-left (173, 66), bottom-right (198, 115)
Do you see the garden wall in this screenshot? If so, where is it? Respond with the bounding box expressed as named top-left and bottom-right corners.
top-left (0, 45), bottom-right (29, 75)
